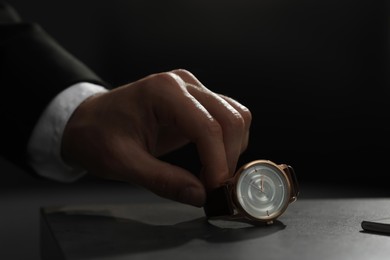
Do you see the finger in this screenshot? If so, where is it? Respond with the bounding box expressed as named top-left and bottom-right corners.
top-left (107, 137), bottom-right (207, 207)
top-left (171, 69), bottom-right (246, 175)
top-left (145, 72), bottom-right (230, 190)
top-left (187, 85), bottom-right (244, 176)
top-left (219, 95), bottom-right (252, 153)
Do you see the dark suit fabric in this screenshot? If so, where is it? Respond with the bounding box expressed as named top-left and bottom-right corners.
top-left (0, 2), bottom-right (107, 172)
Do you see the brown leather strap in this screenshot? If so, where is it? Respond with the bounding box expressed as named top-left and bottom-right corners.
top-left (285, 165), bottom-right (300, 202)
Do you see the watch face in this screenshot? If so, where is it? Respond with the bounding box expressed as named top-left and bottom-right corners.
top-left (235, 160), bottom-right (290, 221)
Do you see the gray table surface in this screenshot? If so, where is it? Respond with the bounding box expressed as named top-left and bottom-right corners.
top-left (41, 198), bottom-right (390, 260)
top-left (2, 157), bottom-right (390, 260)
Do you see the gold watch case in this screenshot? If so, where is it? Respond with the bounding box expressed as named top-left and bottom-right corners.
top-left (221, 160), bottom-right (299, 224)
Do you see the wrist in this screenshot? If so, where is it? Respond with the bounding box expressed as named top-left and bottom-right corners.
top-left (27, 82), bottom-right (108, 182)
top-left (61, 91), bottom-right (106, 168)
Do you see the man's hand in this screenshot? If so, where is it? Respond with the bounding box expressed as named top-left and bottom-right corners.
top-left (61, 69), bottom-right (252, 207)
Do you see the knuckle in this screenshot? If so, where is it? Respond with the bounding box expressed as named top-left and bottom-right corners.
top-left (204, 119), bottom-right (223, 138)
top-left (150, 72), bottom-right (184, 89)
top-left (171, 68), bottom-right (193, 77)
top-left (241, 108), bottom-right (253, 126)
top-left (227, 112), bottom-right (246, 131)
top-left (142, 72), bottom-right (185, 99)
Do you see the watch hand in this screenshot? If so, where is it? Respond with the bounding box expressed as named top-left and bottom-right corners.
top-left (244, 179), bottom-right (265, 193)
top-left (260, 177), bottom-right (264, 192)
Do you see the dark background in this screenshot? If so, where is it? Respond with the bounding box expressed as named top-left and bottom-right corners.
top-left (2, 2), bottom-right (390, 259)
top-left (5, 0), bottom-right (390, 186)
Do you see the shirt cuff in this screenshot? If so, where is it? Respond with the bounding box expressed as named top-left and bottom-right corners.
top-left (27, 82), bottom-right (108, 182)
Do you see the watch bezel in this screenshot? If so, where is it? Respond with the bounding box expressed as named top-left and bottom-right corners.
top-left (229, 159), bottom-right (293, 222)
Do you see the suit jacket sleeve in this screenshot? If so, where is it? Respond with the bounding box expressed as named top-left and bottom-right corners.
top-left (0, 3), bottom-right (109, 173)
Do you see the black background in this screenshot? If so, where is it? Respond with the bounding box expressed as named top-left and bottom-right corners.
top-left (5, 0), bottom-right (390, 186)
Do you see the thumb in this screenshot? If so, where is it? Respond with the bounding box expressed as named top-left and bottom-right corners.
top-left (125, 151), bottom-right (206, 207)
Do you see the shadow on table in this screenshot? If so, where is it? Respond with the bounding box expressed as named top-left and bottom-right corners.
top-left (42, 210), bottom-right (285, 259)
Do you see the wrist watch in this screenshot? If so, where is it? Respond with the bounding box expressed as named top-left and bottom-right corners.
top-left (204, 160), bottom-right (299, 224)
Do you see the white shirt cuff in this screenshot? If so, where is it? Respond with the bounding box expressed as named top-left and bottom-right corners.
top-left (27, 82), bottom-right (108, 182)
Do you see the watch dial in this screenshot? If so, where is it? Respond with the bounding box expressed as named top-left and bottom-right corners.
top-left (236, 162), bottom-right (289, 220)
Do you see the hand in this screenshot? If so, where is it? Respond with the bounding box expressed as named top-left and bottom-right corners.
top-left (61, 69), bottom-right (252, 207)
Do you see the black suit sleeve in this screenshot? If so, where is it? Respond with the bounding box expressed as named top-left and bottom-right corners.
top-left (0, 2), bottom-right (109, 171)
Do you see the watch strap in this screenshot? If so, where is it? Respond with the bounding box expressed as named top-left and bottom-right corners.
top-left (284, 165), bottom-right (299, 202)
top-left (203, 185), bottom-right (234, 218)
